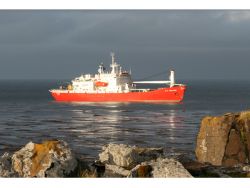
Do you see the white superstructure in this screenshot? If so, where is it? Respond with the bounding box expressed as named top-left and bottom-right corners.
top-left (63, 52), bottom-right (176, 94)
top-left (70, 52), bottom-right (134, 93)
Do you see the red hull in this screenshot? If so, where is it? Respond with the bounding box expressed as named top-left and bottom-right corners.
top-left (50, 85), bottom-right (186, 102)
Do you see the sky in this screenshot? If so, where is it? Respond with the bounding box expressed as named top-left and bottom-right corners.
top-left (0, 10), bottom-right (250, 80)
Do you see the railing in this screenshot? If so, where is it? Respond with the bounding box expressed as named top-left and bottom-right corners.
top-left (133, 81), bottom-right (171, 84)
top-left (130, 88), bottom-right (151, 92)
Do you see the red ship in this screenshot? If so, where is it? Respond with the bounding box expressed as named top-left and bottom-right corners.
top-left (49, 53), bottom-right (186, 102)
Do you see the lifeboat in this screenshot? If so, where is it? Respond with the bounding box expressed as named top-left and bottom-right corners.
top-left (95, 81), bottom-right (108, 87)
top-left (67, 84), bottom-right (73, 90)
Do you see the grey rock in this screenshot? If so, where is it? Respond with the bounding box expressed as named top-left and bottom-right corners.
top-left (105, 164), bottom-right (130, 177)
top-left (12, 142), bottom-right (35, 177)
top-left (0, 152), bottom-right (17, 177)
top-left (242, 165), bottom-right (250, 172)
top-left (129, 158), bottom-right (192, 178)
top-left (99, 144), bottom-right (163, 169)
top-left (12, 140), bottom-right (77, 177)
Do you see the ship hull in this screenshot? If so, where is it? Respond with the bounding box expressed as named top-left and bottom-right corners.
top-left (50, 85), bottom-right (186, 102)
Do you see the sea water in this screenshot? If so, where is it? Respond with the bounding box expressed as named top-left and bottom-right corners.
top-left (0, 80), bottom-right (250, 159)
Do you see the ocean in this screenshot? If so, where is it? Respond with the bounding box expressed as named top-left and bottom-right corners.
top-left (0, 80), bottom-right (250, 160)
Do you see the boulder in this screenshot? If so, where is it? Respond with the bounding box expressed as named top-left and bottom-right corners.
top-left (104, 164), bottom-right (130, 177)
top-left (0, 152), bottom-right (17, 177)
top-left (129, 158), bottom-right (192, 178)
top-left (99, 144), bottom-right (163, 170)
top-left (195, 111), bottom-right (250, 167)
top-left (242, 165), bottom-right (250, 172)
top-left (12, 140), bottom-right (77, 177)
top-left (77, 160), bottom-right (105, 178)
top-left (195, 113), bottom-right (235, 165)
top-left (235, 112), bottom-right (250, 161)
top-left (223, 129), bottom-right (247, 166)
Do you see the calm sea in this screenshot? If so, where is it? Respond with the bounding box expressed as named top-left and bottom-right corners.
top-left (0, 80), bottom-right (250, 159)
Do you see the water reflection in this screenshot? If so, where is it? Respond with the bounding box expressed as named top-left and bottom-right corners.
top-left (167, 110), bottom-right (177, 141)
top-left (63, 103), bottom-right (194, 158)
top-left (0, 101), bottom-right (200, 160)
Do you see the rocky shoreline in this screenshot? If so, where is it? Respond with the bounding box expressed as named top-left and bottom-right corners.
top-left (1, 110), bottom-right (250, 178)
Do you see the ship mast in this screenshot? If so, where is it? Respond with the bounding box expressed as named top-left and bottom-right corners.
top-left (111, 52), bottom-right (115, 65)
top-left (110, 52), bottom-right (119, 74)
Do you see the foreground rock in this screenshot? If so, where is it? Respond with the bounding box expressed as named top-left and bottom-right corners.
top-left (1, 140), bottom-right (249, 177)
top-left (1, 142), bottom-right (193, 178)
top-left (99, 143), bottom-right (192, 177)
top-left (77, 159), bottom-right (105, 178)
top-left (105, 164), bottom-right (130, 177)
top-left (196, 111), bottom-right (250, 167)
top-left (99, 143), bottom-right (163, 170)
top-left (0, 152), bottom-right (17, 177)
top-left (129, 158), bottom-right (192, 178)
top-left (3, 140), bottom-right (77, 177)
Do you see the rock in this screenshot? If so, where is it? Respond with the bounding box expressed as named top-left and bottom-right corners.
top-left (195, 111), bottom-right (250, 166)
top-left (223, 129), bottom-right (247, 166)
top-left (77, 164), bottom-right (98, 178)
top-left (77, 160), bottom-right (105, 178)
top-left (12, 140), bottom-right (77, 177)
top-left (182, 160), bottom-right (209, 177)
top-left (0, 152), bottom-right (17, 177)
top-left (105, 164), bottom-right (130, 177)
top-left (99, 144), bottom-right (163, 170)
top-left (235, 111), bottom-right (250, 162)
top-left (129, 158), bottom-right (192, 178)
top-left (224, 129), bottom-right (242, 156)
top-left (183, 160), bottom-right (250, 177)
top-left (129, 164), bottom-right (152, 177)
top-left (150, 158), bottom-right (193, 178)
top-left (242, 165), bottom-right (250, 172)
top-left (195, 113), bottom-right (235, 166)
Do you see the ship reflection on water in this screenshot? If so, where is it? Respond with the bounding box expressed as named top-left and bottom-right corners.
top-left (65, 102), bottom-right (196, 159)
top-left (0, 100), bottom-right (200, 160)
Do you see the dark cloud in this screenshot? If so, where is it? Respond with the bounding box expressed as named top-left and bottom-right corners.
top-left (0, 10), bottom-right (250, 80)
top-left (0, 11), bottom-right (77, 44)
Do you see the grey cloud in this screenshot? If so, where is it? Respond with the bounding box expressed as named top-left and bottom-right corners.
top-left (219, 11), bottom-right (250, 23)
top-left (69, 11), bottom-right (250, 49)
top-left (0, 10), bottom-right (249, 80)
top-left (0, 11), bottom-right (77, 44)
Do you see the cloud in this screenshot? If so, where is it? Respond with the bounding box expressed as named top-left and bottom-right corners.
top-left (0, 11), bottom-right (77, 44)
top-left (0, 10), bottom-right (250, 80)
top-left (222, 11), bottom-right (250, 23)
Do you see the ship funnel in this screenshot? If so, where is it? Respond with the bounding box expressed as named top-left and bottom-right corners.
top-left (169, 70), bottom-right (175, 87)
